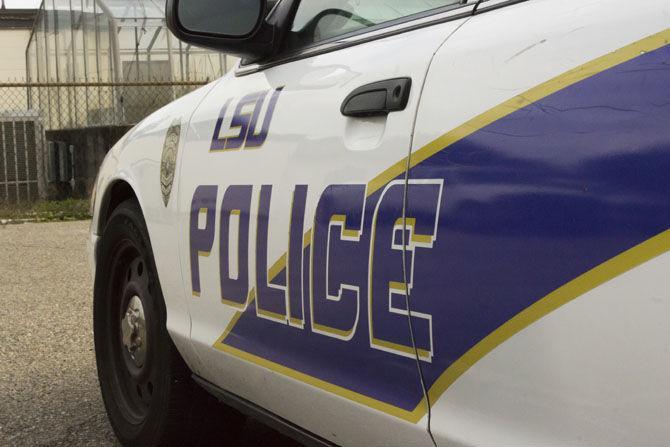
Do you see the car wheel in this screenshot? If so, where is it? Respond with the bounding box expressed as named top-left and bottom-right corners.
top-left (94, 199), bottom-right (242, 446)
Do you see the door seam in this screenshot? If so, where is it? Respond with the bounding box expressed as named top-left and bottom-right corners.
top-left (401, 15), bottom-right (473, 447)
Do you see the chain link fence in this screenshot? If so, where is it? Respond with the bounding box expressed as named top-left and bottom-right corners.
top-left (0, 81), bottom-right (207, 130)
top-left (0, 80), bottom-right (206, 204)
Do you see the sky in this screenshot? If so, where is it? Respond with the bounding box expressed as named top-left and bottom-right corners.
top-left (2, 0), bottom-right (42, 8)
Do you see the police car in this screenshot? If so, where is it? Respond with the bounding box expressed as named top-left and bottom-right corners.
top-left (88, 0), bottom-right (670, 445)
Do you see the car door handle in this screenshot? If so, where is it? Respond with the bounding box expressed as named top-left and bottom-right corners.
top-left (341, 77), bottom-right (412, 118)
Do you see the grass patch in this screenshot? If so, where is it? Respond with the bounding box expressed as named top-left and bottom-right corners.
top-left (0, 199), bottom-right (91, 223)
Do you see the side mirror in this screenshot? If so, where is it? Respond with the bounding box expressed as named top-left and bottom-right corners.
top-left (166, 0), bottom-right (279, 62)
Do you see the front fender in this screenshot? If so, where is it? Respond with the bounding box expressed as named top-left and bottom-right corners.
top-left (89, 77), bottom-right (224, 377)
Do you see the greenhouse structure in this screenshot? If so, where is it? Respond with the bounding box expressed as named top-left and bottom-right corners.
top-left (24, 0), bottom-right (234, 130)
top-left (0, 0), bottom-right (234, 205)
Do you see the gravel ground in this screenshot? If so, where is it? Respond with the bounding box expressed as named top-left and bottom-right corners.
top-left (0, 220), bottom-right (299, 446)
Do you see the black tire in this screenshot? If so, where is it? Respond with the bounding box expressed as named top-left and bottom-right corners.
top-left (94, 199), bottom-right (243, 446)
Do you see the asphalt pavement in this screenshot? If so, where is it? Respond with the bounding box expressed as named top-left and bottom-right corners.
top-left (0, 220), bottom-right (299, 446)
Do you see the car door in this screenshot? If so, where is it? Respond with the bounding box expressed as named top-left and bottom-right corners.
top-left (407, 0), bottom-right (670, 446)
top-left (175, 2), bottom-right (473, 445)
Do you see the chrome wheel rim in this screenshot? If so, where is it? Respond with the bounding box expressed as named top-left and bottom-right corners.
top-left (121, 295), bottom-right (147, 368)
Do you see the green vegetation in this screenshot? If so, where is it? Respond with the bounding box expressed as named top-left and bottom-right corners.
top-left (0, 199), bottom-right (91, 223)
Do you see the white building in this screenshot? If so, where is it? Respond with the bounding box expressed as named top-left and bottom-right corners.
top-left (0, 8), bottom-right (36, 82)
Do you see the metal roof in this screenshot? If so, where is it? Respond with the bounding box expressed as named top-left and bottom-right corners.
top-left (0, 8), bottom-right (38, 29)
top-left (98, 0), bottom-right (164, 21)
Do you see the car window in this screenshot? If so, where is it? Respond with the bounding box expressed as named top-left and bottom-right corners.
top-left (288, 0), bottom-right (463, 48)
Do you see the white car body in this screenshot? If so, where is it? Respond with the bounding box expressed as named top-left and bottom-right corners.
top-left (90, 0), bottom-right (670, 445)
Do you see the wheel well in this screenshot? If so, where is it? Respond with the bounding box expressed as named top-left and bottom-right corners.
top-left (98, 181), bottom-right (138, 234)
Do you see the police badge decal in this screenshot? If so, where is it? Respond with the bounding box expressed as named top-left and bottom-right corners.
top-left (160, 121), bottom-right (181, 206)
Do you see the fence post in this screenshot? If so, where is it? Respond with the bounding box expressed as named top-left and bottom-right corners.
top-left (1, 119), bottom-right (7, 202)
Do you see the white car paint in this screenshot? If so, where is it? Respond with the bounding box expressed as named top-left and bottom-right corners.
top-left (89, 0), bottom-right (670, 445)
top-left (412, 1), bottom-right (670, 445)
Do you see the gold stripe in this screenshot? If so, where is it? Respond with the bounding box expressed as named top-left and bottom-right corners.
top-left (289, 317), bottom-right (304, 326)
top-left (373, 337), bottom-right (432, 360)
top-left (258, 308), bottom-right (288, 321)
top-left (409, 28), bottom-right (670, 413)
top-left (313, 323), bottom-right (354, 338)
top-left (268, 254), bottom-right (287, 280)
top-left (388, 281), bottom-right (407, 292)
top-left (367, 159), bottom-right (408, 198)
top-left (303, 229), bottom-right (312, 249)
top-left (219, 289), bottom-right (256, 341)
top-left (420, 229), bottom-right (670, 412)
top-left (214, 30), bottom-right (670, 422)
top-left (221, 297), bottom-right (247, 309)
top-left (408, 28), bottom-right (670, 173)
top-left (216, 343), bottom-right (427, 421)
